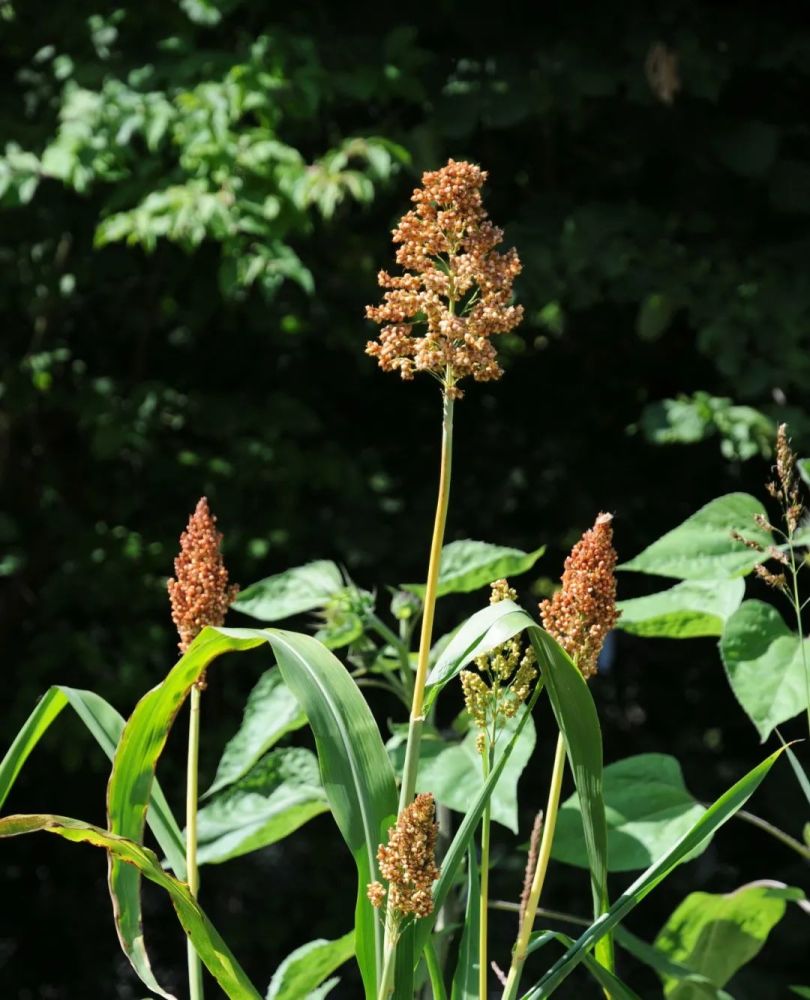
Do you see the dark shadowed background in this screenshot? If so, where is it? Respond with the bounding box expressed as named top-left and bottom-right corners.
top-left (1, 0), bottom-right (808, 996)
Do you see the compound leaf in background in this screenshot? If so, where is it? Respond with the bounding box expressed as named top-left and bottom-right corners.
top-left (654, 882), bottom-right (806, 999)
top-left (552, 754), bottom-right (706, 872)
top-left (720, 600), bottom-right (810, 741)
top-left (197, 747), bottom-right (328, 865)
top-left (388, 709), bottom-right (536, 833)
top-left (619, 494), bottom-right (772, 580)
top-left (232, 561), bottom-right (344, 621)
top-left (404, 540), bottom-right (545, 598)
top-left (616, 579), bottom-right (745, 639)
top-left (205, 670), bottom-right (307, 797)
top-left (266, 931), bottom-right (354, 1000)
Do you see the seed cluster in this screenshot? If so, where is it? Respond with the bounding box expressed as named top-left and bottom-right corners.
top-left (365, 159), bottom-right (523, 398)
top-left (167, 497), bottom-right (239, 654)
top-left (368, 793), bottom-right (440, 919)
top-left (539, 513), bottom-right (619, 680)
top-left (460, 579), bottom-right (537, 753)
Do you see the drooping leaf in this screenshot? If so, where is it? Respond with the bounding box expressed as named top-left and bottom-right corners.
top-left (0, 685), bottom-right (185, 878)
top-left (266, 931), bottom-right (354, 1000)
top-left (232, 561), bottom-right (344, 621)
top-left (720, 600), bottom-right (810, 740)
top-left (205, 669), bottom-right (307, 798)
top-left (0, 814), bottom-right (262, 1000)
top-left (552, 754), bottom-right (707, 872)
top-left (619, 494), bottom-right (772, 580)
top-left (528, 627), bottom-right (611, 970)
top-left (425, 599), bottom-right (524, 694)
top-left (450, 848), bottom-right (480, 1000)
top-left (388, 710), bottom-right (535, 833)
top-left (424, 603), bottom-right (611, 971)
top-left (107, 626), bottom-right (397, 1000)
top-left (616, 579), bottom-right (745, 639)
top-left (404, 540), bottom-right (545, 599)
top-left (197, 747), bottom-right (328, 865)
top-left (654, 882), bottom-right (806, 998)
top-left (521, 746), bottom-right (787, 999)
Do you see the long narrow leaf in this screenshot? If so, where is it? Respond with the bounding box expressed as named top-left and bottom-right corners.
top-left (528, 628), bottom-right (611, 969)
top-left (422, 601), bottom-right (612, 974)
top-left (520, 746), bottom-right (787, 999)
top-left (107, 626), bottom-right (396, 1000)
top-left (450, 847), bottom-right (480, 999)
top-left (413, 690), bottom-right (541, 962)
top-left (614, 926), bottom-right (733, 999)
top-left (0, 685), bottom-right (185, 877)
top-left (0, 814), bottom-right (261, 1000)
top-left (526, 931), bottom-right (640, 999)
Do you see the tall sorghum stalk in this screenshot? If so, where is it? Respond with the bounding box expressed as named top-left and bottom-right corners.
top-left (365, 159), bottom-right (524, 997)
top-left (168, 498), bottom-right (238, 1000)
top-left (503, 513), bottom-right (619, 1000)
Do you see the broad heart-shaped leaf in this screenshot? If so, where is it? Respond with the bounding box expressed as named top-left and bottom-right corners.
top-left (0, 814), bottom-right (262, 1000)
top-left (403, 540), bottom-right (545, 599)
top-left (107, 626), bottom-right (396, 1000)
top-left (552, 754), bottom-right (707, 872)
top-left (232, 560), bottom-right (344, 621)
top-left (197, 747), bottom-right (328, 865)
top-left (204, 669), bottom-right (307, 798)
top-left (0, 685), bottom-right (185, 878)
top-left (520, 746), bottom-right (787, 999)
top-left (266, 931), bottom-right (354, 1000)
top-left (616, 579), bottom-right (745, 639)
top-left (720, 600), bottom-right (810, 740)
top-left (450, 848), bottom-right (480, 1000)
top-left (614, 926), bottom-right (733, 999)
top-left (388, 710), bottom-right (535, 833)
top-left (619, 493), bottom-right (772, 580)
top-left (654, 881), bottom-right (805, 998)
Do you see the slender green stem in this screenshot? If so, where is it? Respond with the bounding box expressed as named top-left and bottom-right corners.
top-left (479, 748), bottom-right (492, 1000)
top-left (787, 542), bottom-right (810, 740)
top-left (424, 935), bottom-right (448, 1000)
top-left (489, 900), bottom-right (590, 928)
top-left (369, 613), bottom-right (412, 676)
top-left (502, 732), bottom-right (567, 1000)
top-left (186, 683), bottom-right (204, 1000)
top-left (381, 392), bottom-right (454, 994)
top-left (734, 807), bottom-right (810, 861)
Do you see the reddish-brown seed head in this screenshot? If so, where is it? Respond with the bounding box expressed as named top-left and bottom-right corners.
top-left (539, 513), bottom-right (620, 680)
top-left (167, 497), bottom-right (239, 654)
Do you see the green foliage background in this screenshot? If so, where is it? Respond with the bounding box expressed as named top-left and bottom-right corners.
top-left (1, 1), bottom-right (808, 996)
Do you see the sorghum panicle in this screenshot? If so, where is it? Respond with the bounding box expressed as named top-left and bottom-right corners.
top-left (369, 793), bottom-right (441, 919)
top-left (775, 423), bottom-right (804, 533)
top-left (167, 497), bottom-right (239, 654)
top-left (519, 810), bottom-right (544, 926)
top-left (539, 512), bottom-right (620, 680)
top-left (365, 159), bottom-right (523, 398)
top-left (460, 579), bottom-right (537, 751)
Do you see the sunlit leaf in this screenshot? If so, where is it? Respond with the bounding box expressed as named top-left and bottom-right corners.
top-left (0, 814), bottom-right (261, 1000)
top-left (619, 494), bottom-right (772, 580)
top-left (404, 540), bottom-right (545, 599)
top-left (233, 561), bottom-right (344, 622)
top-left (616, 579), bottom-right (745, 639)
top-left (720, 600), bottom-right (810, 740)
top-left (266, 931), bottom-right (354, 1000)
top-left (553, 754), bottom-right (706, 872)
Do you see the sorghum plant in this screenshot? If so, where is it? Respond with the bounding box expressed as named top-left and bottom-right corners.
top-left (0, 160), bottom-right (798, 1000)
